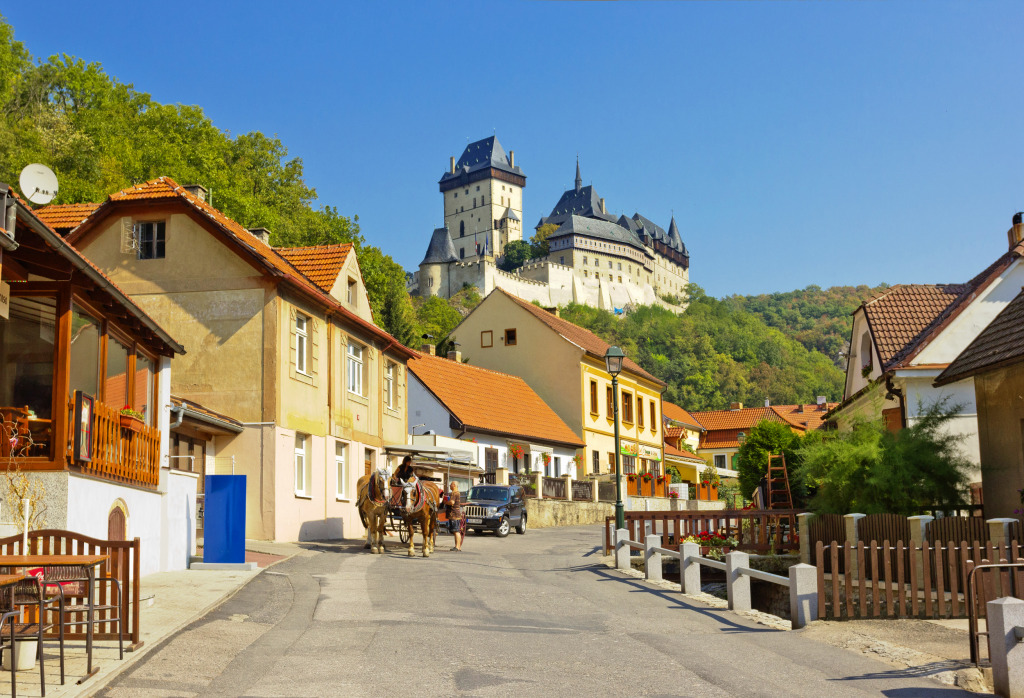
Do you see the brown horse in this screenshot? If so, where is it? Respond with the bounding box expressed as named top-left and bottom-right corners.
top-left (397, 477), bottom-right (439, 557)
top-left (356, 468), bottom-right (390, 554)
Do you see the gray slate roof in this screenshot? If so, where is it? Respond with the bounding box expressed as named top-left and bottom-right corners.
top-left (632, 213), bottom-right (668, 243)
top-left (936, 288), bottom-right (1024, 385)
top-left (538, 184), bottom-right (617, 229)
top-left (503, 207), bottom-right (520, 222)
top-left (548, 215), bottom-right (647, 253)
top-left (667, 217), bottom-right (687, 254)
top-left (439, 136), bottom-right (524, 184)
top-left (420, 227), bottom-right (459, 265)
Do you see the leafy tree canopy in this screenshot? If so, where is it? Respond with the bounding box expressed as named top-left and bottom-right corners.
top-left (530, 223), bottom-right (558, 258)
top-left (734, 419), bottom-right (804, 502)
top-left (498, 240), bottom-right (533, 272)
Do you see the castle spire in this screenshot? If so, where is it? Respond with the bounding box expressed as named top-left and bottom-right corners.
top-left (575, 156), bottom-right (582, 193)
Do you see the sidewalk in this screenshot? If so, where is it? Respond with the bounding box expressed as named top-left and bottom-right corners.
top-left (2, 540), bottom-right (303, 698)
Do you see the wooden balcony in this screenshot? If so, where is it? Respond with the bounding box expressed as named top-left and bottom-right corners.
top-left (66, 398), bottom-right (161, 488)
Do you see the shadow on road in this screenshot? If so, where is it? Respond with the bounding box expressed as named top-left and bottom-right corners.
top-left (584, 563), bottom-right (778, 635)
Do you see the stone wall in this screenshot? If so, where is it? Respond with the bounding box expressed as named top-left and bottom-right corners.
top-left (526, 499), bottom-right (613, 528)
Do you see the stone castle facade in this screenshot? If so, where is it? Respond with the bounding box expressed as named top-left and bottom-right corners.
top-left (410, 136), bottom-right (690, 311)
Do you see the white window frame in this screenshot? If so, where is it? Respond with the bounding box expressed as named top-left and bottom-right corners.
top-left (294, 433), bottom-right (310, 496)
top-left (384, 361), bottom-right (395, 409)
top-left (295, 313), bottom-right (309, 375)
top-left (335, 441), bottom-right (348, 499)
top-left (713, 454), bottom-right (726, 470)
top-left (347, 342), bottom-right (364, 396)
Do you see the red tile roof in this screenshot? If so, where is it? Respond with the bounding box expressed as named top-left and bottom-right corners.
top-left (690, 405), bottom-right (819, 449)
top-left (34, 202), bottom-right (101, 231)
top-left (662, 400), bottom-right (703, 431)
top-left (664, 444), bottom-right (706, 463)
top-left (771, 403), bottom-right (838, 431)
top-left (496, 289), bottom-right (664, 386)
top-left (861, 285), bottom-right (966, 370)
top-left (276, 244), bottom-right (353, 293)
top-left (65, 177), bottom-right (413, 360)
top-left (408, 353), bottom-right (584, 448)
top-left (937, 288), bottom-right (1024, 385)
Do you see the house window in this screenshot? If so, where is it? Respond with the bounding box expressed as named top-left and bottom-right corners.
top-left (294, 433), bottom-right (310, 496)
top-left (713, 454), bottom-right (726, 470)
top-left (69, 305), bottom-right (101, 400)
top-left (347, 342), bottom-right (364, 395)
top-left (485, 448), bottom-right (498, 472)
top-left (622, 455), bottom-right (636, 474)
top-left (504, 329), bottom-right (517, 346)
top-left (860, 332), bottom-right (872, 371)
top-left (336, 441), bottom-right (348, 498)
top-left (637, 396), bottom-right (644, 429)
top-left (590, 380), bottom-right (599, 415)
top-left (0, 295), bottom-right (56, 458)
top-left (606, 386), bottom-right (614, 417)
top-left (383, 361), bottom-right (395, 409)
top-left (608, 452), bottom-right (615, 470)
top-left (105, 336), bottom-right (130, 406)
top-left (134, 353), bottom-right (155, 426)
top-left (553, 456), bottom-right (561, 476)
top-left (481, 330), bottom-right (493, 348)
top-left (136, 221), bottom-right (166, 260)
top-left (592, 450), bottom-right (601, 474)
top-left (295, 313), bottom-right (309, 375)
top-left (650, 402), bottom-right (657, 433)
top-left (622, 392), bottom-right (634, 423)
top-left (347, 278), bottom-right (357, 305)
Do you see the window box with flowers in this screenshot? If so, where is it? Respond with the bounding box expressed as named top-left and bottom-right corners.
top-left (119, 407), bottom-right (145, 433)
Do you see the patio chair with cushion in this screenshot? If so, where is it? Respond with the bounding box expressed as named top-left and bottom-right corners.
top-left (0, 577), bottom-right (51, 697)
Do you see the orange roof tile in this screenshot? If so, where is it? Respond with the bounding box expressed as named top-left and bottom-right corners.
top-left (664, 443), bottom-right (706, 463)
top-left (276, 244), bottom-right (353, 293)
top-left (34, 202), bottom-right (101, 231)
top-left (770, 404), bottom-right (838, 431)
top-left (662, 400), bottom-right (703, 430)
top-left (665, 426), bottom-right (685, 439)
top-left (690, 406), bottom-right (789, 432)
top-left (66, 177), bottom-right (413, 360)
top-left (496, 289), bottom-right (664, 386)
top-left (862, 284), bottom-right (965, 370)
top-left (408, 352), bottom-right (584, 448)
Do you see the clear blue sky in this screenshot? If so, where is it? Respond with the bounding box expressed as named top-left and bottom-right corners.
top-left (6, 2), bottom-right (1024, 297)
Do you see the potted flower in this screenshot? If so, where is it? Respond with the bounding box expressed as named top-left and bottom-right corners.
top-left (699, 465), bottom-right (720, 501)
top-left (669, 491), bottom-right (679, 499)
top-left (541, 453), bottom-right (551, 467)
top-left (641, 472), bottom-right (653, 483)
top-left (119, 406), bottom-right (145, 433)
top-left (509, 444), bottom-right (524, 460)
top-left (683, 531), bottom-right (738, 560)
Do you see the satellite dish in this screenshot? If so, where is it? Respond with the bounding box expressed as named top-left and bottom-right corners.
top-left (19, 164), bottom-right (59, 205)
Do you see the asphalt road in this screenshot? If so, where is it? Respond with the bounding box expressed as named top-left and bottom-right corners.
top-left (100, 526), bottom-right (970, 697)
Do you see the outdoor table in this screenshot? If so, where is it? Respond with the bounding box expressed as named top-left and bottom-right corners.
top-left (0, 555), bottom-right (108, 682)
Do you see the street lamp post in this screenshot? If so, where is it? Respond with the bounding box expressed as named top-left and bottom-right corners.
top-left (605, 346), bottom-right (626, 530)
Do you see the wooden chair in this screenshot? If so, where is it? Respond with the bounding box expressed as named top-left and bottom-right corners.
top-left (0, 578), bottom-right (51, 697)
top-left (41, 566), bottom-right (124, 663)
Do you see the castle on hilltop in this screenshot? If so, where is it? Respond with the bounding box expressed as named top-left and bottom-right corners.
top-left (408, 136), bottom-right (690, 311)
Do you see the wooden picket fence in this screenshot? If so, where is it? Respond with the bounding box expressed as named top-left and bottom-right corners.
top-left (815, 539), bottom-right (1021, 622)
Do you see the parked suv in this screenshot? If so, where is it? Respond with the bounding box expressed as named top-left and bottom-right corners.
top-left (463, 485), bottom-right (526, 537)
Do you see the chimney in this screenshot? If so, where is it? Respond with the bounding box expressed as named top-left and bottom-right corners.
top-left (797, 404), bottom-right (804, 413)
top-left (599, 198), bottom-right (606, 214)
top-left (450, 156), bottom-right (456, 174)
top-left (764, 398), bottom-right (770, 407)
top-left (447, 350), bottom-right (462, 362)
top-left (729, 402), bottom-right (743, 411)
top-left (817, 395), bottom-right (827, 410)
top-left (509, 150), bottom-right (515, 168)
top-left (421, 343), bottom-right (436, 356)
top-left (544, 306), bottom-right (560, 318)
top-left (1009, 212), bottom-right (1024, 250)
top-left (183, 184), bottom-right (208, 203)
top-left (248, 227), bottom-right (272, 244)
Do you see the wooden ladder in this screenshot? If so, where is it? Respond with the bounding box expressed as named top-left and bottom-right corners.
top-left (766, 453), bottom-right (793, 510)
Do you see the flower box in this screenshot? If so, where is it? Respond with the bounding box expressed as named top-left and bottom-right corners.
top-left (119, 415), bottom-right (143, 433)
top-left (698, 483), bottom-right (718, 501)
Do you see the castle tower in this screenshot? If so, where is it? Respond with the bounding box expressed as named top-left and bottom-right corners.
top-left (439, 136), bottom-right (526, 264)
top-left (417, 226), bottom-right (459, 298)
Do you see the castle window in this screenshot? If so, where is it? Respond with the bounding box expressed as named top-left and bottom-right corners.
top-left (460, 221), bottom-right (465, 237)
top-left (618, 276), bottom-right (622, 282)
top-left (454, 192), bottom-right (457, 198)
top-left (465, 189), bottom-right (469, 195)
top-left (476, 185), bottom-right (480, 191)
top-left (608, 261), bottom-right (612, 269)
top-left (618, 263), bottom-right (622, 270)
top-left (584, 270), bottom-right (588, 277)
top-left (460, 248), bottom-right (465, 259)
top-left (559, 256), bottom-right (564, 265)
top-left (481, 195), bottom-right (485, 204)
top-left (582, 256), bottom-right (587, 265)
top-left (473, 198), bottom-right (476, 207)
top-left (609, 274), bottom-right (613, 281)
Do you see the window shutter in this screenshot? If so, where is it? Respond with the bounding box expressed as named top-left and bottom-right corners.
top-left (120, 218), bottom-right (135, 255)
top-left (310, 318), bottom-right (320, 378)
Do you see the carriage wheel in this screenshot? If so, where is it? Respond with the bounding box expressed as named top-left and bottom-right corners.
top-left (399, 520), bottom-right (411, 544)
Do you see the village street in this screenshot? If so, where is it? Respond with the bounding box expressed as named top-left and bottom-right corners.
top-left (99, 526), bottom-right (968, 697)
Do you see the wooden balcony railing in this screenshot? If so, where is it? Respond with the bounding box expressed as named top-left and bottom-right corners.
top-left (67, 397), bottom-right (160, 488)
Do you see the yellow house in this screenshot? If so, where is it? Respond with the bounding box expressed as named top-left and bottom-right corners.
top-left (450, 289), bottom-right (664, 478)
top-left (41, 177), bottom-right (415, 541)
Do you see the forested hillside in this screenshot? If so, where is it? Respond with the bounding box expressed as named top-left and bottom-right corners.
top-left (0, 16), bottom-right (868, 411)
top-left (724, 284), bottom-right (887, 366)
top-left (560, 286), bottom-right (846, 411)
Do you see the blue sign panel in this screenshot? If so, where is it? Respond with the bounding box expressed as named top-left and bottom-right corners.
top-left (204, 474), bottom-right (246, 564)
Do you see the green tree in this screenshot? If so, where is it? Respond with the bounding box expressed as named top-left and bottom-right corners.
top-left (379, 276), bottom-right (416, 346)
top-left (530, 223), bottom-right (558, 258)
top-left (797, 400), bottom-right (970, 515)
top-left (498, 239), bottom-right (533, 271)
top-left (734, 420), bottom-right (804, 502)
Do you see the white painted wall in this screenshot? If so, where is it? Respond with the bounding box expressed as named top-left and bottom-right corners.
top-left (899, 373), bottom-right (981, 481)
top-left (162, 469), bottom-right (199, 572)
top-left (66, 475), bottom-right (164, 577)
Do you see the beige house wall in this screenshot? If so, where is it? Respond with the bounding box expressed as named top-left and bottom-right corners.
top-left (325, 252), bottom-right (373, 324)
top-left (974, 364), bottom-right (1024, 518)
